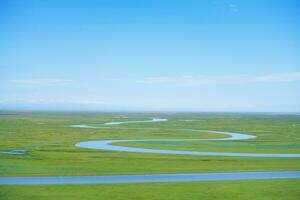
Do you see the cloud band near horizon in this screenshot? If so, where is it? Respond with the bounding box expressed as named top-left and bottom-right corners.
top-left (141, 72), bottom-right (300, 86)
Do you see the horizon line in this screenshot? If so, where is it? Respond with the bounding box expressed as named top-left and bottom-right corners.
top-left (1, 109), bottom-right (299, 115)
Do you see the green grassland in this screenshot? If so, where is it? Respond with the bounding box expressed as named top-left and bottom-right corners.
top-left (0, 112), bottom-right (300, 176)
top-left (1, 179), bottom-right (300, 200)
top-left (1, 112), bottom-right (300, 199)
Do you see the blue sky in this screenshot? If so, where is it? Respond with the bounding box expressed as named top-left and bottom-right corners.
top-left (0, 0), bottom-right (300, 112)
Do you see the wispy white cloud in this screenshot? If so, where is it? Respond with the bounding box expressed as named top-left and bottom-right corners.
top-left (11, 79), bottom-right (71, 86)
top-left (0, 99), bottom-right (106, 105)
top-left (141, 72), bottom-right (300, 86)
top-left (211, 1), bottom-right (240, 13)
top-left (255, 72), bottom-right (300, 82)
top-left (228, 3), bottom-right (239, 12)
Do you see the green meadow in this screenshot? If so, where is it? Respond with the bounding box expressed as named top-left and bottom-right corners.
top-left (1, 112), bottom-right (300, 176)
top-left (0, 112), bottom-right (300, 199)
top-left (1, 179), bottom-right (300, 200)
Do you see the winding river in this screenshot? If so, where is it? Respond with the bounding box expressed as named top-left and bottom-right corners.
top-left (1, 118), bottom-right (299, 185)
top-left (74, 118), bottom-right (300, 158)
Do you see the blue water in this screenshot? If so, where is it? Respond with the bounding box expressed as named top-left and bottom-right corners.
top-left (104, 118), bottom-right (167, 125)
top-left (73, 118), bottom-right (300, 157)
top-left (1, 171), bottom-right (300, 185)
top-left (0, 150), bottom-right (26, 155)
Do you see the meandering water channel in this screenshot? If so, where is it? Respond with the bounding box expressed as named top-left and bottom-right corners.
top-left (1, 118), bottom-right (299, 185)
top-left (74, 118), bottom-right (300, 158)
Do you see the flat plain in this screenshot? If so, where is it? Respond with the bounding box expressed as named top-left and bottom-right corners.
top-left (0, 112), bottom-right (299, 199)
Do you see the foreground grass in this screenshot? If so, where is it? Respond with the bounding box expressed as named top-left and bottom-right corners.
top-left (0, 112), bottom-right (300, 176)
top-left (1, 179), bottom-right (300, 200)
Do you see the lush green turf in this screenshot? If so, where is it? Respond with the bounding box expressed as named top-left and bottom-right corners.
top-left (1, 179), bottom-right (300, 200)
top-left (1, 112), bottom-right (300, 199)
top-left (1, 112), bottom-right (300, 177)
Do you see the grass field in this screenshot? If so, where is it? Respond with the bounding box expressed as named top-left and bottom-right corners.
top-left (1, 179), bottom-right (300, 200)
top-left (0, 112), bottom-right (300, 199)
top-left (1, 112), bottom-right (300, 176)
